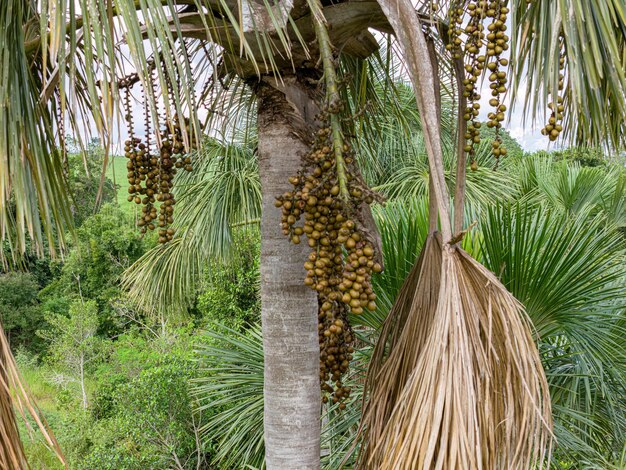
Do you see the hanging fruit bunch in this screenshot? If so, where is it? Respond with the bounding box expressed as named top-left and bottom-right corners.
top-left (276, 0), bottom-right (383, 408)
top-left (542, 32), bottom-right (565, 142)
top-left (445, 0), bottom-right (511, 169)
top-left (447, 5), bottom-right (464, 60)
top-left (275, 114), bottom-right (383, 407)
top-left (460, 1), bottom-right (486, 171)
top-left (120, 65), bottom-right (194, 244)
top-left (485, 0), bottom-right (510, 164)
top-left (153, 118), bottom-right (191, 244)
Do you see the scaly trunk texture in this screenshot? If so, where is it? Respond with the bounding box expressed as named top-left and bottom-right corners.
top-left (257, 78), bottom-right (321, 470)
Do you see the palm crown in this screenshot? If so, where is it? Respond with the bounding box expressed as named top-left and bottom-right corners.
top-left (2, 0), bottom-right (625, 256)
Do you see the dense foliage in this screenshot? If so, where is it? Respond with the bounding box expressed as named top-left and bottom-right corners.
top-left (1, 153), bottom-right (261, 467)
top-left (3, 138), bottom-right (625, 469)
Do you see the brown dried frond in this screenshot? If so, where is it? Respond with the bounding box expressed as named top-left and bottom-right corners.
top-left (0, 323), bottom-right (66, 469)
top-left (357, 233), bottom-right (442, 468)
top-left (364, 246), bottom-right (552, 469)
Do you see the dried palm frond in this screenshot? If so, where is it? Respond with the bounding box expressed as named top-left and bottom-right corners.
top-left (361, 2), bottom-right (554, 468)
top-left (368, 245), bottom-right (552, 469)
top-left (357, 232), bottom-right (442, 468)
top-left (0, 323), bottom-right (66, 469)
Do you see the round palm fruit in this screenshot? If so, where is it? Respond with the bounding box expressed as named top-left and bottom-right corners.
top-left (275, 111), bottom-right (384, 405)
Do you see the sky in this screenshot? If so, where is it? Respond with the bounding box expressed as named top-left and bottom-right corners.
top-left (102, 8), bottom-right (557, 154)
top-left (113, 65), bottom-right (554, 154)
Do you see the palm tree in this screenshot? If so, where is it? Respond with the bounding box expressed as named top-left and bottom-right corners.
top-left (192, 193), bottom-right (626, 469)
top-left (2, 0), bottom-right (625, 468)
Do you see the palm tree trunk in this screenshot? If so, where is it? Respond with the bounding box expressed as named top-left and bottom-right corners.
top-left (257, 78), bottom-right (321, 470)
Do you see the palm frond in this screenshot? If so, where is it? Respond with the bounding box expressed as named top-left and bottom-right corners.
top-left (123, 130), bottom-right (260, 315)
top-left (363, 244), bottom-right (553, 469)
top-left (378, 137), bottom-right (518, 206)
top-left (357, 233), bottom-right (442, 468)
top-left (511, 0), bottom-right (626, 148)
top-left (0, 0), bottom-right (74, 260)
top-left (341, 36), bottom-right (457, 188)
top-left (193, 324), bottom-right (265, 470)
top-left (481, 203), bottom-right (626, 465)
top-left (539, 163), bottom-right (621, 217)
top-left (600, 172), bottom-right (626, 229)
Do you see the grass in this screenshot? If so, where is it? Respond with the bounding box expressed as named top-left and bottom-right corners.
top-left (20, 367), bottom-right (57, 414)
top-left (105, 156), bottom-right (137, 216)
top-left (16, 364), bottom-right (66, 470)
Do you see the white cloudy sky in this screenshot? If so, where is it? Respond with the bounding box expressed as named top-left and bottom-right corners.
top-left (103, 11), bottom-right (558, 154)
top-left (114, 65), bottom-right (554, 154)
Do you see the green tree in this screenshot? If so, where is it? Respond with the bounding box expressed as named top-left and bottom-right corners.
top-left (114, 360), bottom-right (208, 469)
top-left (42, 205), bottom-right (148, 335)
top-left (39, 300), bottom-right (101, 410)
top-left (65, 138), bottom-right (117, 226)
top-left (81, 360), bottom-right (208, 469)
top-left (0, 272), bottom-right (45, 352)
top-left (196, 230), bottom-right (260, 329)
top-left (70, 333), bottom-right (210, 470)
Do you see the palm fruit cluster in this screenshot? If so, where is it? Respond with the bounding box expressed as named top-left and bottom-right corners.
top-left (447, 5), bottom-right (464, 60)
top-left (542, 34), bottom-right (565, 141)
top-left (121, 82), bottom-right (193, 243)
top-left (446, 0), bottom-right (511, 168)
top-left (461, 2), bottom-right (486, 169)
top-left (275, 116), bottom-right (382, 407)
top-left (485, 0), bottom-right (510, 162)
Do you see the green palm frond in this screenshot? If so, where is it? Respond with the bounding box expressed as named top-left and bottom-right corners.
top-left (513, 154), bottom-right (626, 227)
top-left (122, 130), bottom-right (260, 315)
top-left (0, 0), bottom-right (74, 260)
top-left (511, 0), bottom-right (626, 148)
top-left (3, 0), bottom-right (207, 258)
top-left (539, 163), bottom-right (621, 217)
top-left (193, 324), bottom-right (265, 470)
top-left (600, 173), bottom-right (626, 229)
top-left (376, 132), bottom-right (518, 208)
top-left (342, 36), bottom-right (457, 187)
top-left (513, 153), bottom-right (558, 199)
top-left (481, 203), bottom-right (626, 466)
top-left (481, 204), bottom-right (625, 337)
top-left (174, 132), bottom-right (261, 258)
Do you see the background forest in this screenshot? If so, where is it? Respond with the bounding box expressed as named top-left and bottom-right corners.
top-left (2, 0), bottom-right (626, 467)
top-left (3, 110), bottom-right (625, 468)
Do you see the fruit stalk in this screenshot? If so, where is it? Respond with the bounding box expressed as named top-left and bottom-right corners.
top-left (308, 0), bottom-right (350, 201)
